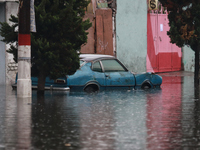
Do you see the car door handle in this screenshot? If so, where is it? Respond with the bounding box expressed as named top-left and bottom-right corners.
top-left (105, 74), bottom-right (110, 78)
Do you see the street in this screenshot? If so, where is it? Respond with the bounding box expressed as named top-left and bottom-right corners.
top-left (0, 71), bottom-right (199, 150)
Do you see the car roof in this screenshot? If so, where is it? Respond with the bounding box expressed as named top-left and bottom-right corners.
top-left (79, 54), bottom-right (115, 62)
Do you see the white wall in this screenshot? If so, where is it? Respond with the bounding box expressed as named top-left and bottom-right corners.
top-left (116, 0), bottom-right (147, 73)
top-left (182, 46), bottom-right (194, 72)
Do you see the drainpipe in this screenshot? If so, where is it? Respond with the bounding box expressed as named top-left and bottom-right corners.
top-left (113, 13), bottom-right (116, 57)
top-left (111, 0), bottom-right (117, 57)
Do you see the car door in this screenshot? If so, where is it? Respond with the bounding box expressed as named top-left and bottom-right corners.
top-left (100, 59), bottom-right (135, 88)
top-left (91, 61), bottom-right (106, 86)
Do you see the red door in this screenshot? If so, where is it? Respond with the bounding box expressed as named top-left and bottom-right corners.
top-left (147, 12), bottom-right (182, 73)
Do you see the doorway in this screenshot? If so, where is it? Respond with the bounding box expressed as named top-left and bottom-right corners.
top-left (147, 11), bottom-right (182, 73)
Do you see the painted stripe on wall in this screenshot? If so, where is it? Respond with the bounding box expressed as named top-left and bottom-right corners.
top-left (18, 34), bottom-right (31, 46)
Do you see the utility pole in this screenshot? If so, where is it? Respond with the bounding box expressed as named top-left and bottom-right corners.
top-left (17, 0), bottom-right (32, 98)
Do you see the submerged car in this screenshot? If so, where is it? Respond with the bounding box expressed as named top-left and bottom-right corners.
top-left (68, 54), bottom-right (162, 92)
top-left (12, 54), bottom-right (162, 92)
top-left (12, 74), bottom-right (69, 91)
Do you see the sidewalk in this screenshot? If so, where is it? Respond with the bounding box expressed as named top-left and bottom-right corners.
top-left (158, 71), bottom-right (194, 77)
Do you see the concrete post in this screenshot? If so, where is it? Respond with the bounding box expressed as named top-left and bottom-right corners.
top-left (17, 0), bottom-right (32, 98)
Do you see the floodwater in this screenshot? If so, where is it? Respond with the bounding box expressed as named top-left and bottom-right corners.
top-left (0, 71), bottom-right (200, 150)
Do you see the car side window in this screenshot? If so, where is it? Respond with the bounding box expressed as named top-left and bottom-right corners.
top-left (92, 61), bottom-right (102, 72)
top-left (80, 60), bottom-right (84, 65)
top-left (101, 59), bottom-right (126, 72)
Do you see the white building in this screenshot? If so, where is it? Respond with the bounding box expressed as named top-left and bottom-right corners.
top-left (0, 0), bottom-right (18, 85)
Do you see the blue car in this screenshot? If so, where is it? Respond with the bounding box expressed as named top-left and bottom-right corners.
top-left (12, 54), bottom-right (162, 92)
top-left (67, 54), bottom-right (162, 92)
top-left (12, 74), bottom-right (69, 91)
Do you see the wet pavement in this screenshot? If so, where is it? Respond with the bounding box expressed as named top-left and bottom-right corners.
top-left (0, 71), bottom-right (200, 150)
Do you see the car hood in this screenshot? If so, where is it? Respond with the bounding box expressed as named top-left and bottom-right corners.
top-left (134, 72), bottom-right (162, 85)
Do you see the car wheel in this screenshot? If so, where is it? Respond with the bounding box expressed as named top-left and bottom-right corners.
top-left (141, 82), bottom-right (151, 89)
top-left (84, 84), bottom-right (99, 93)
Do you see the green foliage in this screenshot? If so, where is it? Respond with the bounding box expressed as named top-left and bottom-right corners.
top-left (0, 0), bottom-right (92, 79)
top-left (0, 15), bottom-right (18, 43)
top-left (159, 0), bottom-right (200, 51)
top-left (0, 15), bottom-right (18, 62)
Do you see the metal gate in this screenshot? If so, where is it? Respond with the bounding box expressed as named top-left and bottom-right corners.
top-left (147, 10), bottom-right (182, 73)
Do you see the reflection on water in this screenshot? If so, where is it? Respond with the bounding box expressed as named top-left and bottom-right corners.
top-left (147, 73), bottom-right (182, 150)
top-left (0, 86), bottom-right (31, 150)
top-left (0, 72), bottom-right (200, 149)
top-left (31, 90), bottom-right (150, 150)
top-left (0, 85), bottom-right (6, 149)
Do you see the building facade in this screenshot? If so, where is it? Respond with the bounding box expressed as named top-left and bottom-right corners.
top-left (115, 0), bottom-right (194, 73)
top-left (0, 1), bottom-right (18, 85)
top-left (0, 0), bottom-right (195, 85)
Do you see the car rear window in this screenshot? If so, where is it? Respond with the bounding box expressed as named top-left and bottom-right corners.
top-left (92, 61), bottom-right (102, 72)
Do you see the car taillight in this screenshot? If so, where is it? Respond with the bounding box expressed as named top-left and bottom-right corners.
top-left (55, 79), bottom-right (66, 83)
